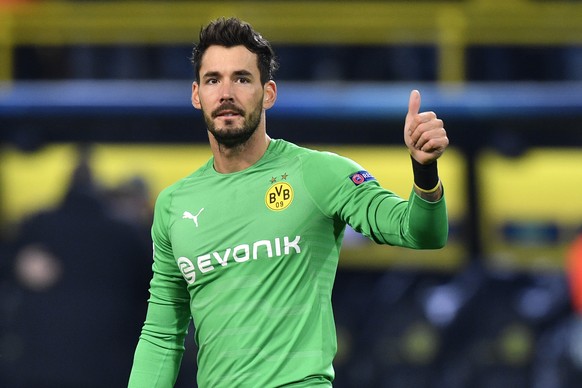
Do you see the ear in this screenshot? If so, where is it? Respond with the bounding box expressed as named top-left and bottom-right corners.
top-left (191, 82), bottom-right (201, 109)
top-left (262, 80), bottom-right (277, 110)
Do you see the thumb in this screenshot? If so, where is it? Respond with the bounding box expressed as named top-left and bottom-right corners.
top-left (407, 89), bottom-right (421, 117)
top-left (404, 89), bottom-right (421, 135)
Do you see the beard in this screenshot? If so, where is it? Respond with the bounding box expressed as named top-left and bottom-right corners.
top-left (203, 100), bottom-right (263, 149)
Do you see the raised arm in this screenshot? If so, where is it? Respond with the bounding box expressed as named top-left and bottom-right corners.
top-left (404, 90), bottom-right (449, 202)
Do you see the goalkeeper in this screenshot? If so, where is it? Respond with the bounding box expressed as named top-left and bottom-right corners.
top-left (129, 17), bottom-right (449, 388)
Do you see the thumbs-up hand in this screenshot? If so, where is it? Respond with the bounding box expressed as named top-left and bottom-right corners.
top-left (404, 90), bottom-right (448, 165)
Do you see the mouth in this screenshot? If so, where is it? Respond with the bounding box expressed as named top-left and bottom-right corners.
top-left (212, 107), bottom-right (244, 119)
top-left (216, 111), bottom-right (240, 118)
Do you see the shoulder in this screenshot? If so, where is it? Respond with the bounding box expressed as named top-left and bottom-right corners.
top-left (281, 142), bottom-right (376, 195)
top-left (273, 139), bottom-right (361, 171)
top-left (155, 180), bottom-right (183, 206)
top-left (300, 148), bottom-right (365, 178)
top-left (155, 160), bottom-right (212, 207)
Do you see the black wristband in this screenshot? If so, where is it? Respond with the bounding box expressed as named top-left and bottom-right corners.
top-left (411, 155), bottom-right (439, 191)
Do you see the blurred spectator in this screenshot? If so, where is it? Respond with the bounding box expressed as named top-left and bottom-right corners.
top-left (565, 232), bottom-right (582, 380)
top-left (0, 146), bottom-right (151, 388)
top-left (526, 232), bottom-right (582, 388)
top-left (107, 175), bottom-right (153, 244)
top-left (567, 234), bottom-right (582, 314)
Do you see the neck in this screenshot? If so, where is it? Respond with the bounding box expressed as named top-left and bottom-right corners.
top-left (210, 129), bottom-right (271, 174)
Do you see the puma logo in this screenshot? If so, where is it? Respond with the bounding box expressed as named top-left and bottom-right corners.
top-left (182, 208), bottom-right (204, 228)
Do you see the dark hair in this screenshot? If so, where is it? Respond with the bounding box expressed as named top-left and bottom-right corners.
top-left (191, 17), bottom-right (279, 85)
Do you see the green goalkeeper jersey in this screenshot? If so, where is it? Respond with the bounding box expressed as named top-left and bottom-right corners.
top-left (129, 139), bottom-right (448, 387)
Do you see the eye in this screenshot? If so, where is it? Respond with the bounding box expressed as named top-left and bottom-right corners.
top-left (236, 77), bottom-right (251, 84)
top-left (205, 78), bottom-right (218, 85)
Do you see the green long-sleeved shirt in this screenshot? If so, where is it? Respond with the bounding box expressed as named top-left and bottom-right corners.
top-left (129, 139), bottom-right (448, 387)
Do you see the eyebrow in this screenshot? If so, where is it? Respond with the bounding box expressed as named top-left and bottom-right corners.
top-left (201, 69), bottom-right (254, 79)
top-left (233, 70), bottom-right (253, 77)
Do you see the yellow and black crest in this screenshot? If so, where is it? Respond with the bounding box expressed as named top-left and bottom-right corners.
top-left (265, 174), bottom-right (294, 211)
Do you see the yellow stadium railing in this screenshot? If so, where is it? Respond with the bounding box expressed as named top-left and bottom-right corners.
top-left (1, 0), bottom-right (582, 82)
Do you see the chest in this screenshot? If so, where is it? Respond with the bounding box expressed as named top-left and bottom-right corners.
top-left (167, 167), bottom-right (322, 267)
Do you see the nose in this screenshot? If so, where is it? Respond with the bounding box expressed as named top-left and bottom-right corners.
top-left (219, 81), bottom-right (234, 103)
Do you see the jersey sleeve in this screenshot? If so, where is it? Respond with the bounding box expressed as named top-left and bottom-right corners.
top-left (301, 150), bottom-right (448, 249)
top-left (128, 186), bottom-right (192, 387)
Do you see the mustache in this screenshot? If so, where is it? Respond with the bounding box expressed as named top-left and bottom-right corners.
top-left (211, 103), bottom-right (245, 118)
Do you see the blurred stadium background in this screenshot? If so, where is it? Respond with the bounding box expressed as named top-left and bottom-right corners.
top-left (1, 0), bottom-right (582, 387)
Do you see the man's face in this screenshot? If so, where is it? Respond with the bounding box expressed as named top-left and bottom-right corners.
top-left (192, 45), bottom-right (275, 148)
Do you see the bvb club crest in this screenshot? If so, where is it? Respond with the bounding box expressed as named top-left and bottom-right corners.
top-left (265, 181), bottom-right (294, 211)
